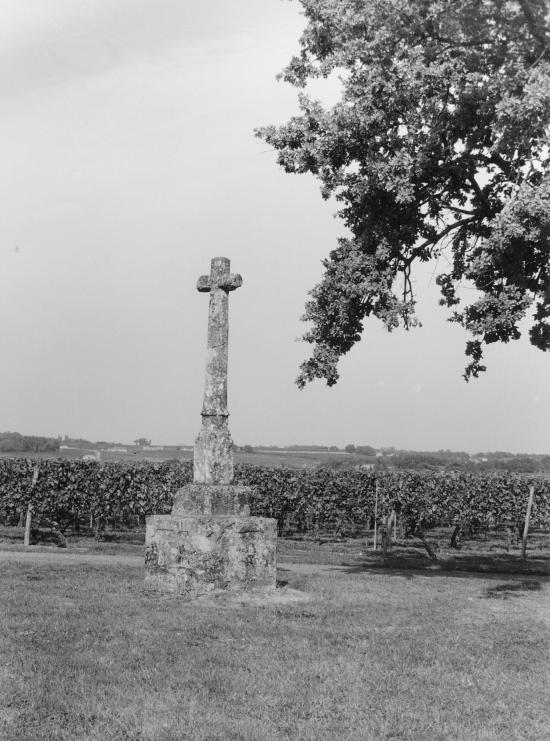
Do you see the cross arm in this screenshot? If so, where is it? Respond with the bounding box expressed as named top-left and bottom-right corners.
top-left (196, 273), bottom-right (243, 292)
top-left (221, 273), bottom-right (242, 292)
top-left (197, 275), bottom-right (212, 292)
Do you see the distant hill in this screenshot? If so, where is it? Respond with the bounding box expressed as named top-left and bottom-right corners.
top-left (3, 431), bottom-right (547, 472)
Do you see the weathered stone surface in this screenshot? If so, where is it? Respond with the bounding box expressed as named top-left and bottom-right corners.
top-left (193, 416), bottom-right (234, 485)
top-left (194, 257), bottom-right (242, 485)
top-left (144, 515), bottom-right (276, 596)
top-left (172, 483), bottom-right (251, 516)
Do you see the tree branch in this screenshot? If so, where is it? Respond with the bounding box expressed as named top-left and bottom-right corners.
top-left (442, 204), bottom-right (476, 215)
top-left (518, 0), bottom-right (550, 52)
top-left (404, 217), bottom-right (476, 266)
top-left (467, 172), bottom-right (491, 211)
top-left (489, 153), bottom-right (513, 179)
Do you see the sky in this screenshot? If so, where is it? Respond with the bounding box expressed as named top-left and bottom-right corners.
top-left (0, 0), bottom-right (548, 454)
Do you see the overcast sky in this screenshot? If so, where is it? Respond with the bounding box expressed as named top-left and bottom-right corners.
top-left (0, 0), bottom-right (548, 453)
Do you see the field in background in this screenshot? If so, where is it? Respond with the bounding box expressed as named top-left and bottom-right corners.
top-left (3, 444), bottom-right (547, 473)
top-left (0, 446), bottom-right (367, 469)
top-left (236, 449), bottom-right (368, 468)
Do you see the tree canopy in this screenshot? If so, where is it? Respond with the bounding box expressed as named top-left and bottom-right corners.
top-left (257, 0), bottom-right (550, 385)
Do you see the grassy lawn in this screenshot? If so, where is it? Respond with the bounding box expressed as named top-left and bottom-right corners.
top-left (1, 551), bottom-right (549, 741)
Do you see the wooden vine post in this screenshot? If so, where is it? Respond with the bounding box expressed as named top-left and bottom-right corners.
top-left (520, 485), bottom-right (535, 559)
top-left (23, 505), bottom-right (32, 547)
top-left (373, 479), bottom-right (379, 550)
top-left (23, 465), bottom-right (39, 547)
top-left (381, 509), bottom-right (396, 559)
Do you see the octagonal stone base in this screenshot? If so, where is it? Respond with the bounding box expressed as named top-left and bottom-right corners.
top-left (144, 514), bottom-right (277, 596)
top-left (172, 483), bottom-right (252, 517)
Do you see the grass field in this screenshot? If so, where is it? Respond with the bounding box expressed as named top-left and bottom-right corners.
top-left (1, 542), bottom-right (549, 741)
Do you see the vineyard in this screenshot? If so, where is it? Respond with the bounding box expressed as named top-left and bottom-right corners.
top-left (0, 458), bottom-right (548, 544)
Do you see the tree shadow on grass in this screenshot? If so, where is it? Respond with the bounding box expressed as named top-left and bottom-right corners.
top-left (485, 580), bottom-right (542, 598)
top-left (339, 550), bottom-right (550, 581)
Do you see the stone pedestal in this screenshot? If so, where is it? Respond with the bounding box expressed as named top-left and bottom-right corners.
top-left (145, 485), bottom-right (277, 597)
top-left (172, 483), bottom-right (251, 516)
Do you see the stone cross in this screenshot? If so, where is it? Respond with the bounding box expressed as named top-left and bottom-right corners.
top-left (193, 257), bottom-right (242, 484)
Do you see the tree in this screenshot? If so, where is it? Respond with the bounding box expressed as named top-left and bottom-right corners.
top-left (345, 443), bottom-right (356, 452)
top-left (133, 438), bottom-right (151, 448)
top-left (257, 0), bottom-right (550, 385)
top-left (356, 445), bottom-right (377, 456)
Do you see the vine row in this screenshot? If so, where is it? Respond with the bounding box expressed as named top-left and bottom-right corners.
top-left (0, 458), bottom-right (548, 536)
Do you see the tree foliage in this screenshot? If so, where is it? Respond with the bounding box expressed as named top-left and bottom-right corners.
top-left (257, 0), bottom-right (550, 384)
top-left (133, 438), bottom-right (151, 447)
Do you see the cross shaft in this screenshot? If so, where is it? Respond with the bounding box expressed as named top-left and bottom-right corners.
top-left (193, 257), bottom-right (242, 484)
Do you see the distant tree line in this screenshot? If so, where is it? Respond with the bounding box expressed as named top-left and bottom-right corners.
top-left (0, 432), bottom-right (60, 453)
top-left (344, 445), bottom-right (377, 456)
top-left (385, 452), bottom-right (550, 473)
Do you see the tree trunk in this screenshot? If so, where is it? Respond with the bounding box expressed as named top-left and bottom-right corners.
top-left (506, 524), bottom-right (514, 552)
top-left (381, 526), bottom-right (390, 558)
top-left (449, 524), bottom-right (461, 549)
top-left (415, 525), bottom-right (438, 561)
